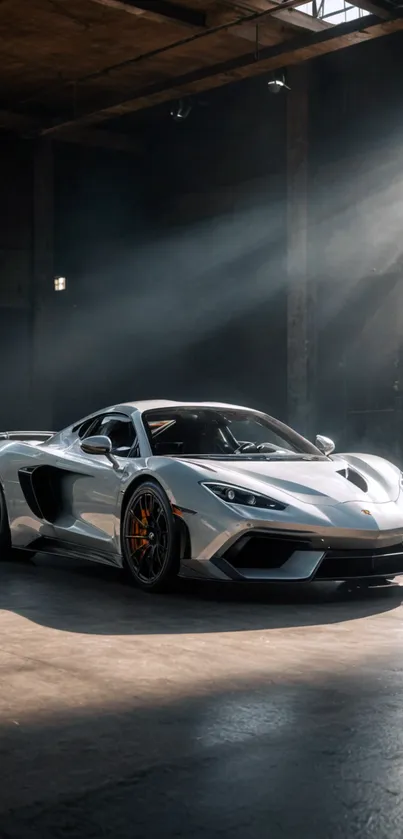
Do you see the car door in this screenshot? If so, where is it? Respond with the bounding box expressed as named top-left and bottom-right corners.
top-left (52, 412), bottom-right (138, 560)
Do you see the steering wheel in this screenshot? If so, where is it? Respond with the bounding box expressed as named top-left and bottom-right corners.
top-left (234, 441), bottom-right (281, 454)
top-left (255, 442), bottom-right (282, 452)
top-left (234, 442), bottom-right (259, 454)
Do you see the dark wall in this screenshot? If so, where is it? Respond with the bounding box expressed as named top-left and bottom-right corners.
top-left (2, 32), bottom-right (403, 437)
top-left (54, 77), bottom-right (287, 428)
top-left (0, 137), bottom-right (33, 429)
top-left (53, 143), bottom-right (149, 425)
top-left (146, 77), bottom-right (288, 419)
top-left (309, 30), bottom-right (403, 456)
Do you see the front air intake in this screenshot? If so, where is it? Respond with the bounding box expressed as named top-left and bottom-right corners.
top-left (223, 533), bottom-right (312, 570)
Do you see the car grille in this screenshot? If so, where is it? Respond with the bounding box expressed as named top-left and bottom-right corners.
top-left (222, 533), bottom-right (403, 579)
top-left (315, 545), bottom-right (403, 579)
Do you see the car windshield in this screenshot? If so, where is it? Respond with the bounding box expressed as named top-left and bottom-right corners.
top-left (143, 408), bottom-right (322, 459)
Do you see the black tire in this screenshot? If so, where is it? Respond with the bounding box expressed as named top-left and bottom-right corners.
top-left (121, 480), bottom-right (180, 593)
top-left (0, 487), bottom-right (12, 561)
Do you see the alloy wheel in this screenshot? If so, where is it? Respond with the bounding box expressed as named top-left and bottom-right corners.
top-left (124, 489), bottom-right (170, 584)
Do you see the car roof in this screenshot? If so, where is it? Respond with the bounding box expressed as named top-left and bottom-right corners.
top-left (117, 399), bottom-right (259, 414)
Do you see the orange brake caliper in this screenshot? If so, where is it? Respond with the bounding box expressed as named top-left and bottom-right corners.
top-left (130, 506), bottom-right (149, 559)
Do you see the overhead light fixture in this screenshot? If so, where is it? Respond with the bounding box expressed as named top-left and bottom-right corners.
top-left (267, 73), bottom-right (290, 94)
top-left (170, 99), bottom-right (192, 121)
top-left (54, 276), bottom-right (66, 291)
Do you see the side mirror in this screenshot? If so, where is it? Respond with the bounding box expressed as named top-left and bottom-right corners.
top-left (80, 435), bottom-right (112, 456)
top-left (80, 435), bottom-right (121, 470)
top-left (315, 434), bottom-right (335, 457)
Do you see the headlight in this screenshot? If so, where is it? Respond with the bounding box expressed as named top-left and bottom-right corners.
top-left (201, 482), bottom-right (287, 511)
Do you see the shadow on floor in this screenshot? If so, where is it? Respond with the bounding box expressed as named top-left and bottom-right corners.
top-left (0, 553), bottom-right (402, 635)
top-left (0, 663), bottom-right (403, 838)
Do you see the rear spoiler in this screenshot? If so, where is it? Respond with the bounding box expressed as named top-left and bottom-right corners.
top-left (0, 431), bottom-right (55, 442)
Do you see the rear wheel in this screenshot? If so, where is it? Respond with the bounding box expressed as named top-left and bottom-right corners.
top-left (121, 481), bottom-right (180, 592)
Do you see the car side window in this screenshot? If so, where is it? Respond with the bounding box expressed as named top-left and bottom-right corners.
top-left (76, 418), bottom-right (96, 439)
top-left (85, 414), bottom-right (137, 458)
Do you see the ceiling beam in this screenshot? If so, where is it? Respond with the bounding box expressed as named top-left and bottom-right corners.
top-left (350, 0), bottom-right (391, 18)
top-left (211, 1), bottom-right (332, 33)
top-left (91, 0), bottom-right (330, 38)
top-left (87, 0), bottom-right (207, 27)
top-left (212, 8), bottom-right (332, 37)
top-left (0, 110), bottom-right (140, 153)
top-left (264, 8), bottom-right (332, 31)
top-left (37, 10), bottom-right (403, 134)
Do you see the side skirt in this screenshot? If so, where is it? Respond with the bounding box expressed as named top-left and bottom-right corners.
top-left (13, 536), bottom-right (122, 568)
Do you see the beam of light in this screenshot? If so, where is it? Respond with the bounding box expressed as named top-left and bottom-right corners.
top-left (2, 90), bottom-right (403, 433)
top-left (48, 198), bottom-right (286, 385)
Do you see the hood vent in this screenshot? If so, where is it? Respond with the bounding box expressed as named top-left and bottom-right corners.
top-left (337, 467), bottom-right (368, 493)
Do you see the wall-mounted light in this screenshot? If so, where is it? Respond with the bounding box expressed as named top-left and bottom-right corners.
top-left (54, 276), bottom-right (66, 291)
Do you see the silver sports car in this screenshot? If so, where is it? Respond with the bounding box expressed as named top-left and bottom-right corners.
top-left (1, 399), bottom-right (403, 591)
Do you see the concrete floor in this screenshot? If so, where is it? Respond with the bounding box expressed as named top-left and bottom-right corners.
top-left (1, 556), bottom-right (403, 838)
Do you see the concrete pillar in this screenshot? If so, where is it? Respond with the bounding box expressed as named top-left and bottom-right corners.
top-left (286, 64), bottom-right (315, 438)
top-left (32, 139), bottom-right (54, 429)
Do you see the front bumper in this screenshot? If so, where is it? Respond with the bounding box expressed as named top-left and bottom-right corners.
top-left (179, 497), bottom-right (403, 582)
top-left (180, 527), bottom-right (403, 582)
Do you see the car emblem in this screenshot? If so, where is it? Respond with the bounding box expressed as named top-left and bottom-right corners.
top-left (361, 509), bottom-right (372, 516)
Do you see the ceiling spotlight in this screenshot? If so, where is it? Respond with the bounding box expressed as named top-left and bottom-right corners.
top-left (267, 73), bottom-right (290, 94)
top-left (170, 99), bottom-right (192, 121)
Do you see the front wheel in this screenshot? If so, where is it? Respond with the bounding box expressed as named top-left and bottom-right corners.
top-left (121, 481), bottom-right (180, 593)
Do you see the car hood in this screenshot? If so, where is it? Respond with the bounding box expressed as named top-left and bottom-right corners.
top-left (183, 456), bottom-right (401, 506)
